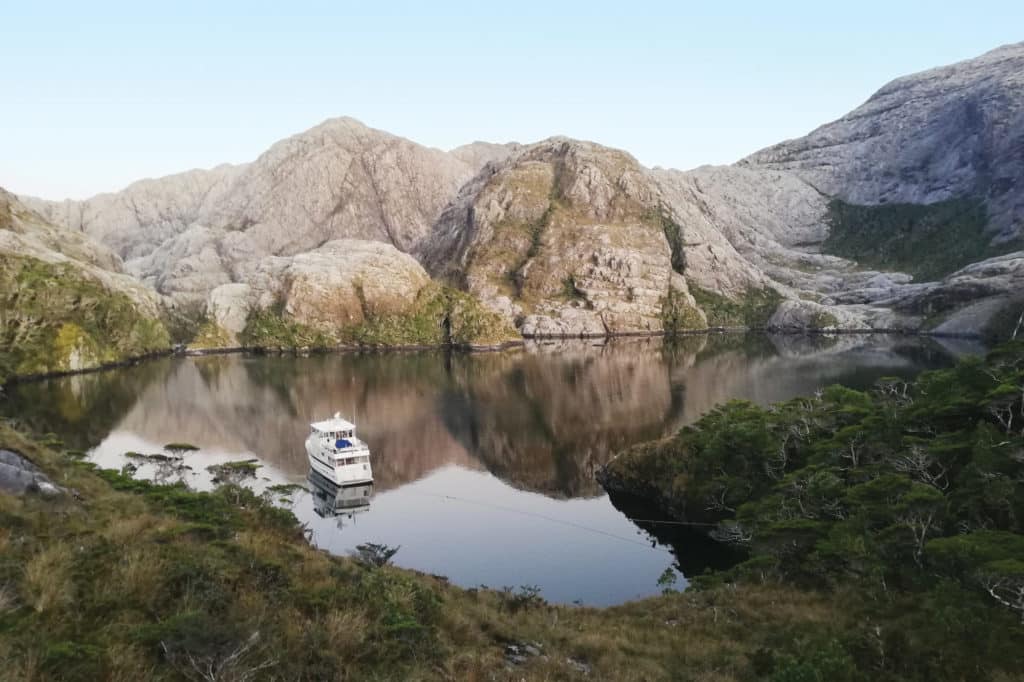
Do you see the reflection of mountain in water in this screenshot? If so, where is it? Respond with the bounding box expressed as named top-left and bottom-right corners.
top-left (3, 334), bottom-right (962, 500)
top-left (441, 338), bottom-right (684, 497)
top-left (307, 470), bottom-right (373, 528)
top-left (0, 359), bottom-right (172, 451)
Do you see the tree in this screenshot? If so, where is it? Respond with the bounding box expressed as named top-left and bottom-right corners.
top-left (977, 560), bottom-right (1024, 623)
top-left (353, 543), bottom-right (400, 568)
top-left (206, 460), bottom-right (261, 504)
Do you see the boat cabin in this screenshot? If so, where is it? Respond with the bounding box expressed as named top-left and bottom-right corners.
top-left (310, 413), bottom-right (359, 447)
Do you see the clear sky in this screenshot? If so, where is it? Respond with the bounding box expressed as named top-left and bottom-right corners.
top-left (2, 1), bottom-right (1022, 199)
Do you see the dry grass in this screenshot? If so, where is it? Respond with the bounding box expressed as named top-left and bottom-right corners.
top-left (0, 584), bottom-right (16, 613)
top-left (102, 644), bottom-right (160, 682)
top-left (23, 542), bottom-right (75, 613)
top-left (110, 548), bottom-right (165, 606)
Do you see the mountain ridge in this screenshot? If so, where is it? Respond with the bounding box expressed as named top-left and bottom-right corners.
top-left (4, 41), bottom-right (1023, 368)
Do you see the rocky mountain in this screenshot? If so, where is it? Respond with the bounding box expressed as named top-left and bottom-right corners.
top-left (24, 118), bottom-right (517, 302)
top-left (743, 43), bottom-right (1024, 241)
top-left (422, 138), bottom-right (706, 336)
top-left (10, 42), bottom-right (1024, 357)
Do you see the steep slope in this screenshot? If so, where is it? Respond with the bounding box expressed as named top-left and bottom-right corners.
top-left (22, 165), bottom-right (246, 262)
top-left (422, 138), bottom-right (710, 336)
top-left (743, 42), bottom-right (1024, 242)
top-left (738, 42), bottom-right (1024, 336)
top-left (0, 189), bottom-right (171, 382)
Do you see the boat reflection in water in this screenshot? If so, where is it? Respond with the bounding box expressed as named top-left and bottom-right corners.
top-left (307, 469), bottom-right (374, 528)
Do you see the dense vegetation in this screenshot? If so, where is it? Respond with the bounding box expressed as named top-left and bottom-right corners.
top-left (0, 254), bottom-right (170, 383)
top-left (239, 284), bottom-right (518, 351)
top-left (602, 342), bottom-right (1024, 680)
top-left (689, 285), bottom-right (783, 329)
top-left (823, 197), bottom-right (1017, 281)
top-left (660, 286), bottom-right (706, 334)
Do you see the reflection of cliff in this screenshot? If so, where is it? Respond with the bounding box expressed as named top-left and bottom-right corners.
top-left (111, 353), bottom-right (481, 491)
top-left (1, 359), bottom-right (172, 450)
top-left (443, 338), bottom-right (683, 498)
top-left (666, 334), bottom-right (955, 425)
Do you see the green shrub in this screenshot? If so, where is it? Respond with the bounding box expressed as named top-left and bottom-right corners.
top-left (823, 197), bottom-right (1018, 281)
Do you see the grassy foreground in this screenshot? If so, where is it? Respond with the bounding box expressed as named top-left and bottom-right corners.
top-left (0, 424), bottom-right (879, 682)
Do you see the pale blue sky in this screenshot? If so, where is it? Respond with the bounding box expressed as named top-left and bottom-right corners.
top-left (2, 1), bottom-right (1021, 199)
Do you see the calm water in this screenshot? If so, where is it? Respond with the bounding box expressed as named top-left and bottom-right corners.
top-left (2, 333), bottom-right (978, 605)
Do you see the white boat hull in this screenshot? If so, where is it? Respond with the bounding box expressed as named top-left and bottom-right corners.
top-left (305, 435), bottom-right (373, 487)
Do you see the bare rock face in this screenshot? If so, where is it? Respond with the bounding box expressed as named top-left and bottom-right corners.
top-left (650, 166), bottom-right (808, 297)
top-left (743, 42), bottom-right (1024, 242)
top-left (194, 240), bottom-right (434, 344)
top-left (423, 139), bottom-right (705, 336)
top-left (202, 118), bottom-right (481, 257)
top-left (22, 165), bottom-right (246, 261)
top-left (207, 283), bottom-right (252, 336)
top-left (278, 239), bottom-right (432, 330)
top-left (449, 141), bottom-right (522, 170)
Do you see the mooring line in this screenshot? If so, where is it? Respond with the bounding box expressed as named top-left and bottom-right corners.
top-left (405, 490), bottom-right (719, 548)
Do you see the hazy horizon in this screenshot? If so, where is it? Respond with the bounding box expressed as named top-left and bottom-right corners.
top-left (3, 1), bottom-right (1022, 200)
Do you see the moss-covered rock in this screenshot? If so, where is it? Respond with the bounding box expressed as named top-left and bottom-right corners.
top-left (690, 285), bottom-right (783, 329)
top-left (239, 307), bottom-right (337, 349)
top-left (187, 320), bottom-right (238, 351)
top-left (0, 254), bottom-right (171, 382)
top-left (660, 286), bottom-right (705, 334)
top-left (240, 283), bottom-right (519, 350)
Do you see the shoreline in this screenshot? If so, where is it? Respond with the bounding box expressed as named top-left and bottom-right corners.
top-left (1, 325), bottom-right (987, 387)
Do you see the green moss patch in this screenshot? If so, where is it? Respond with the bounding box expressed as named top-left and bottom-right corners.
top-left (690, 285), bottom-right (782, 329)
top-left (823, 197), bottom-right (1017, 281)
top-left (660, 287), bottom-right (704, 334)
top-left (187, 320), bottom-right (237, 350)
top-left (240, 285), bottom-right (519, 350)
top-left (239, 308), bottom-right (338, 349)
top-left (350, 284), bottom-right (519, 348)
top-left (0, 253), bottom-right (170, 382)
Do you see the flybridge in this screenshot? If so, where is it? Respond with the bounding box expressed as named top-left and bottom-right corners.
top-left (310, 412), bottom-right (356, 433)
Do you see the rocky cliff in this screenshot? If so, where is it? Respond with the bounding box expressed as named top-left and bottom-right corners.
top-left (0, 190), bottom-right (171, 382)
top-left (743, 43), bottom-right (1024, 242)
top-left (422, 138), bottom-right (706, 336)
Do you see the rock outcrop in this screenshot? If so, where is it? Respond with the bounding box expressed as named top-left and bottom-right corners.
top-left (228, 239), bottom-right (517, 349)
top-left (423, 139), bottom-right (706, 336)
top-left (0, 190), bottom-right (171, 381)
top-left (0, 449), bottom-right (63, 497)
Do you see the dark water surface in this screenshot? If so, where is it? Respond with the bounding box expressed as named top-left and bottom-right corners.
top-left (2, 333), bottom-right (979, 605)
